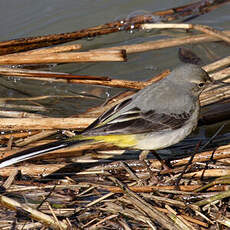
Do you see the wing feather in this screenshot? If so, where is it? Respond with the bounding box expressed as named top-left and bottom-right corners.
top-left (83, 105), bottom-right (192, 136)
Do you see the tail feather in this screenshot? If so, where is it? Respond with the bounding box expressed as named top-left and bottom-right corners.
top-left (0, 139), bottom-right (91, 168)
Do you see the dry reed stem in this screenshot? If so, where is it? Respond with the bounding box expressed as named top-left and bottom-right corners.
top-left (208, 66), bottom-right (230, 81)
top-left (180, 214), bottom-right (208, 228)
top-left (2, 44), bottom-right (82, 57)
top-left (1, 30), bottom-right (229, 67)
top-left (87, 214), bottom-right (118, 230)
top-left (154, 207), bottom-right (208, 228)
top-left (15, 130), bottom-right (57, 147)
top-left (0, 66), bottom-right (110, 81)
top-left (216, 216), bottom-right (230, 228)
top-left (100, 202), bottom-right (156, 229)
top-left (200, 67), bottom-right (230, 106)
top-left (86, 192), bottom-right (115, 208)
top-left (1, 71), bottom-right (110, 81)
top-left (102, 30), bottom-right (230, 54)
top-left (184, 169), bottom-right (230, 178)
top-left (109, 176), bottom-right (181, 230)
top-left (0, 101), bottom-right (46, 112)
top-left (0, 49), bottom-right (126, 65)
top-left (104, 184), bottom-right (227, 193)
top-left (0, 194), bottom-right (68, 229)
top-left (25, 76), bottom-right (145, 89)
top-left (194, 190), bottom-right (230, 207)
top-left (0, 94), bottom-right (100, 103)
top-left (0, 117), bottom-right (95, 130)
top-left (0, 130), bottom-right (39, 140)
top-left (165, 205), bottom-right (195, 230)
top-left (193, 24), bottom-right (230, 44)
top-left (2, 169), bottom-right (18, 189)
top-left (108, 183), bottom-right (230, 193)
top-left (46, 202), bottom-right (65, 230)
top-left (203, 55), bottom-right (230, 72)
top-left (141, 23), bottom-right (230, 44)
top-left (0, 163), bottom-right (67, 177)
top-left (0, 110), bottom-right (44, 118)
top-left (171, 144), bottom-right (230, 167)
top-left (0, 66), bottom-right (148, 89)
top-left (1, 183), bottom-right (216, 194)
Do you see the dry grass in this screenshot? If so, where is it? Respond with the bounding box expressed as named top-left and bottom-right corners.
top-left (0, 1), bottom-right (230, 229)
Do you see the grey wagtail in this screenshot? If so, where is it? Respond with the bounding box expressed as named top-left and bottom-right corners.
top-left (0, 64), bottom-right (212, 168)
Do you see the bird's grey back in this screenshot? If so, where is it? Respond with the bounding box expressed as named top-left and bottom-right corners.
top-left (109, 64), bottom-right (205, 117)
top-left (132, 79), bottom-right (196, 114)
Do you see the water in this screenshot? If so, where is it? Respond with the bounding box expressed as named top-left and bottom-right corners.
top-left (0, 0), bottom-right (230, 122)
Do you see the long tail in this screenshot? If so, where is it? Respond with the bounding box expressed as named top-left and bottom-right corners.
top-left (0, 138), bottom-right (92, 168)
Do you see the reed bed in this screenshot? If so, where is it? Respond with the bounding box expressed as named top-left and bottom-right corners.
top-left (0, 1), bottom-right (230, 229)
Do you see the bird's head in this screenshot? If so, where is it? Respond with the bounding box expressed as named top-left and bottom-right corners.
top-left (168, 64), bottom-right (212, 96)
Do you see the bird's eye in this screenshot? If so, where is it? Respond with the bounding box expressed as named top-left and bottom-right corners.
top-left (198, 82), bottom-right (205, 88)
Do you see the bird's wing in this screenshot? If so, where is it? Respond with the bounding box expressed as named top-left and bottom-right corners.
top-left (83, 97), bottom-right (193, 136)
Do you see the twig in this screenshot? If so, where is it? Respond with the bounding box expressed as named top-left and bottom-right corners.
top-left (0, 117), bottom-right (95, 130)
top-left (171, 144), bottom-right (230, 167)
top-left (0, 50), bottom-right (127, 65)
top-left (0, 131), bottom-right (39, 140)
top-left (203, 55), bottom-right (230, 72)
top-left (184, 169), bottom-right (230, 178)
top-left (108, 176), bottom-right (181, 230)
top-left (175, 141), bottom-right (201, 188)
top-left (216, 216), bottom-right (230, 228)
top-left (0, 66), bottom-right (149, 89)
top-left (0, 110), bottom-right (44, 118)
top-left (199, 124), bottom-right (225, 152)
top-left (2, 169), bottom-right (18, 190)
top-left (0, 194), bottom-right (68, 229)
top-left (15, 130), bottom-right (57, 147)
top-left (165, 205), bottom-right (195, 230)
top-left (200, 67), bottom-right (230, 106)
top-left (3, 44), bottom-right (82, 57)
top-left (194, 190), bottom-right (230, 207)
top-left (86, 192), bottom-right (114, 208)
top-left (0, 67), bottom-right (110, 81)
top-left (102, 31), bottom-right (230, 54)
top-left (193, 177), bottom-right (230, 193)
top-left (141, 23), bottom-right (230, 44)
top-left (87, 214), bottom-right (118, 230)
top-left (103, 184), bottom-right (227, 193)
top-left (46, 201), bottom-right (65, 230)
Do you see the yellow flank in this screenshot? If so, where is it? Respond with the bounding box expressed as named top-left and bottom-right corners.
top-left (84, 134), bottom-right (138, 148)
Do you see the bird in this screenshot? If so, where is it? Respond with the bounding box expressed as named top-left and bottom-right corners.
top-left (0, 64), bottom-right (212, 168)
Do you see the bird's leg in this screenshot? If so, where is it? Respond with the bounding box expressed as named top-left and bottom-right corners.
top-left (139, 150), bottom-right (150, 161)
top-left (140, 150), bottom-right (171, 171)
top-left (152, 150), bottom-right (172, 171)
top-left (139, 150), bottom-right (157, 184)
